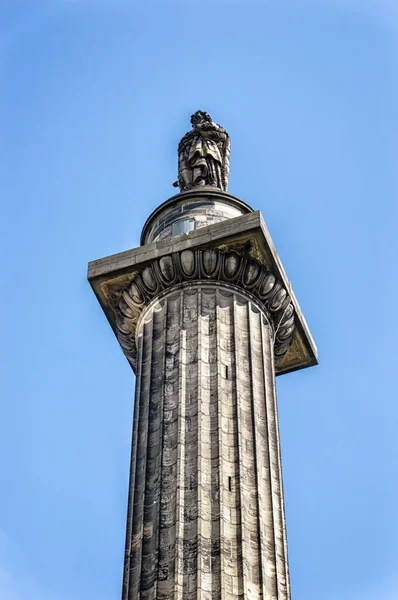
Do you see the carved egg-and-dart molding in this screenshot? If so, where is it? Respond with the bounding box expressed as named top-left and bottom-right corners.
top-left (114, 248), bottom-right (295, 371)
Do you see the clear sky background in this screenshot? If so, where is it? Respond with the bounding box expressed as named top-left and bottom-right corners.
top-left (1, 1), bottom-right (397, 599)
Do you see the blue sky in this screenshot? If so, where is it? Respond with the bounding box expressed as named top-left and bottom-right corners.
top-left (1, 1), bottom-right (397, 598)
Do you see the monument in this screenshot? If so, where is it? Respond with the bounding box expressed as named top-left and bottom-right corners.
top-left (88, 111), bottom-right (317, 599)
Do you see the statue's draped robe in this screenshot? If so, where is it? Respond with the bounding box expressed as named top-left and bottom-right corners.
top-left (177, 124), bottom-right (230, 191)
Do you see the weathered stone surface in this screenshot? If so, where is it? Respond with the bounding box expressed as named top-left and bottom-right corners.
top-left (122, 286), bottom-right (290, 600)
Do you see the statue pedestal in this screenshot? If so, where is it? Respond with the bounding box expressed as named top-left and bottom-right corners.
top-left (141, 187), bottom-right (253, 245)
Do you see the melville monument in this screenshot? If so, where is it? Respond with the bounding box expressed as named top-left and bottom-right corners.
top-left (88, 111), bottom-right (317, 599)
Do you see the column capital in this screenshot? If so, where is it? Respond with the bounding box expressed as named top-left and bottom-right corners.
top-left (88, 209), bottom-right (317, 376)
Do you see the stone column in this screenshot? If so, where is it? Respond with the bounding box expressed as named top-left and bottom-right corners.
top-left (121, 283), bottom-right (289, 600)
top-left (87, 189), bottom-right (317, 600)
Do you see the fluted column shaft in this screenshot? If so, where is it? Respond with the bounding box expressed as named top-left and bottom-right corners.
top-left (122, 284), bottom-right (290, 600)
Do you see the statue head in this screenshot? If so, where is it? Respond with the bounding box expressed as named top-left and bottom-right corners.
top-left (190, 110), bottom-right (212, 127)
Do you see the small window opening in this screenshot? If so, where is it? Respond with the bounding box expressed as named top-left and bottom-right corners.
top-left (172, 218), bottom-right (195, 237)
top-left (225, 365), bottom-right (229, 379)
top-left (228, 477), bottom-right (232, 492)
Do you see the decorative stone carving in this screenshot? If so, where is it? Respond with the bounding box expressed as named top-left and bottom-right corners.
top-left (173, 110), bottom-right (231, 192)
top-left (114, 248), bottom-right (295, 371)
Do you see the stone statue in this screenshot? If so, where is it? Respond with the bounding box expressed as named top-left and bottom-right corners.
top-left (173, 110), bottom-right (230, 192)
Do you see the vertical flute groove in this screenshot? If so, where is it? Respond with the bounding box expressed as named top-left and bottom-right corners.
top-left (180, 290), bottom-right (199, 599)
top-left (269, 332), bottom-right (290, 599)
top-left (256, 316), bottom-right (278, 600)
top-left (197, 289), bottom-right (221, 598)
top-left (218, 290), bottom-right (243, 598)
top-left (197, 289), bottom-right (204, 599)
top-left (247, 307), bottom-right (264, 595)
top-left (141, 304), bottom-right (167, 599)
top-left (208, 290), bottom-right (221, 599)
top-left (153, 298), bottom-right (168, 600)
top-left (231, 295), bottom-right (244, 599)
top-left (174, 291), bottom-right (185, 600)
top-left (216, 290), bottom-right (225, 599)
top-left (158, 293), bottom-right (181, 600)
top-left (234, 299), bottom-right (262, 596)
top-left (263, 319), bottom-right (287, 599)
top-left (123, 329), bottom-right (144, 600)
top-left (233, 297), bottom-right (250, 598)
top-left (129, 318), bottom-right (154, 598)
